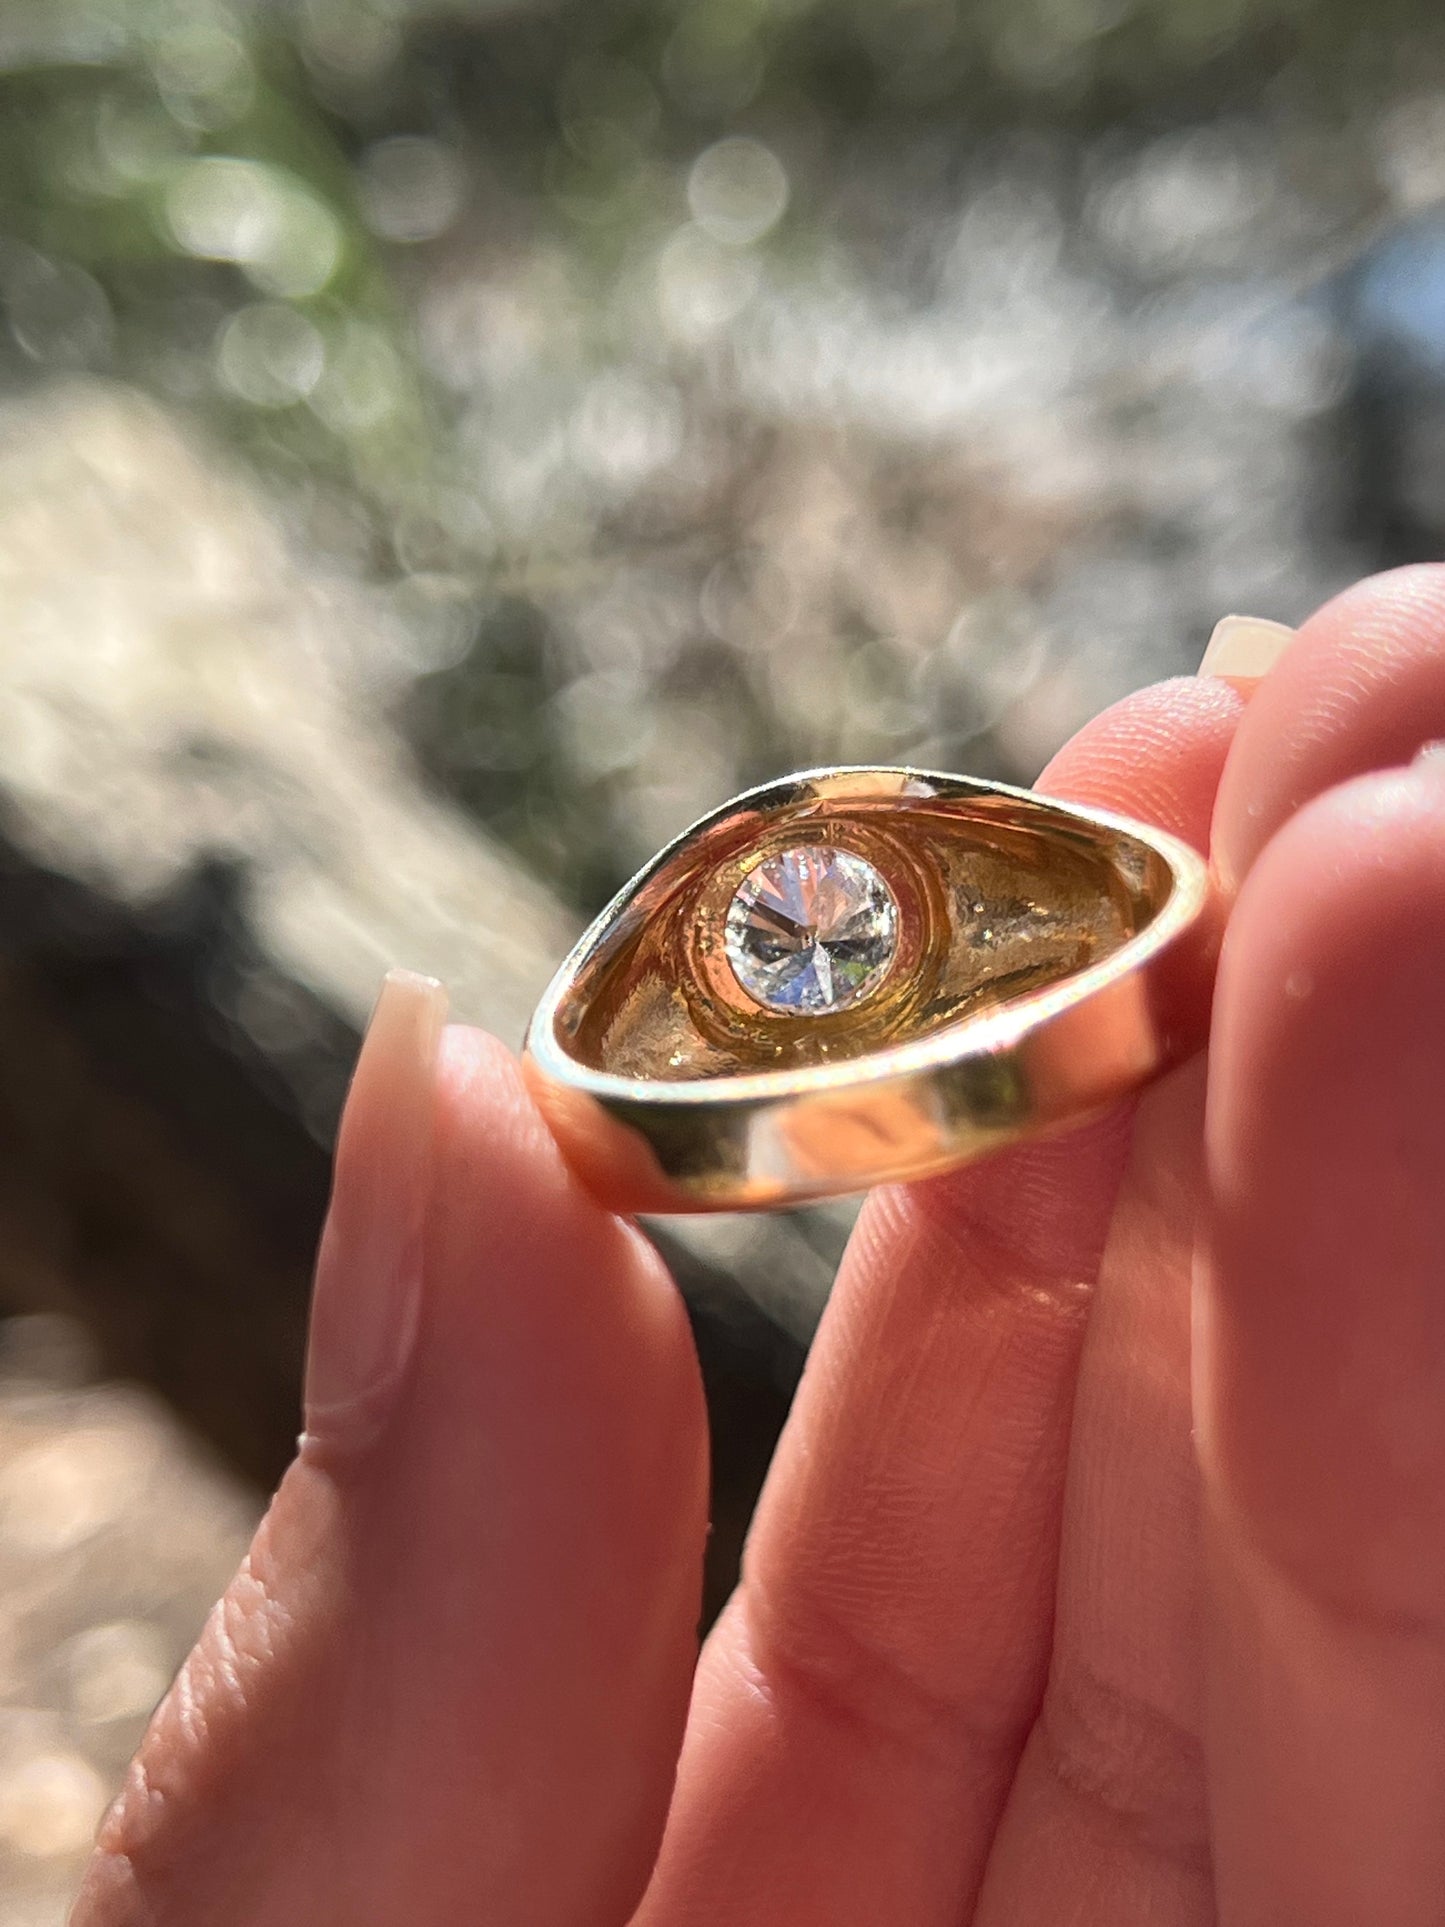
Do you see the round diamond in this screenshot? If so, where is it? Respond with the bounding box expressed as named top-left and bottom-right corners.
top-left (723, 845), bottom-right (898, 1014)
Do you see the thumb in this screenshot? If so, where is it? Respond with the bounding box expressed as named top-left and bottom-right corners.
top-left (74, 971), bottom-right (708, 1927)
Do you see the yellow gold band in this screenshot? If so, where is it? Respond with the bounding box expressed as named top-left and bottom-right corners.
top-left (524, 768), bottom-right (1217, 1213)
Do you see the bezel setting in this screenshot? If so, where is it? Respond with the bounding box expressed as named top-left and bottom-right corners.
top-left (722, 843), bottom-right (898, 1016)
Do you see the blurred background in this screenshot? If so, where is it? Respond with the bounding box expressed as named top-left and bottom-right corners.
top-left (1, 0), bottom-right (1444, 1914)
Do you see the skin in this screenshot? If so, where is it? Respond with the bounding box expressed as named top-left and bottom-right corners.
top-left (72, 564), bottom-right (1445, 1926)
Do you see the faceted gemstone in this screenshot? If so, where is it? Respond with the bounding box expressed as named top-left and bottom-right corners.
top-left (723, 845), bottom-right (898, 1013)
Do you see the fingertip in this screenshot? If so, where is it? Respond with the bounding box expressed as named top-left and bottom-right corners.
top-left (1040, 674), bottom-right (1246, 851)
top-left (431, 1022), bottom-right (625, 1272)
top-left (433, 1021), bottom-right (550, 1182)
top-left (1212, 562), bottom-right (1445, 891)
top-left (429, 1022), bottom-right (692, 1340)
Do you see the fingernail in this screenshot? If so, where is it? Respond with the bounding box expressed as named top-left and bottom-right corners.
top-left (303, 968), bottom-right (448, 1440)
top-left (1197, 614), bottom-right (1295, 690)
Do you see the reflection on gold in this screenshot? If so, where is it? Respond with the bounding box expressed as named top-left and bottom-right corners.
top-left (760, 1085), bottom-right (945, 1182)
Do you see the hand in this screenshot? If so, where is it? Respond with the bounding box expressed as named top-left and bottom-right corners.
top-left (74, 566), bottom-right (1445, 1927)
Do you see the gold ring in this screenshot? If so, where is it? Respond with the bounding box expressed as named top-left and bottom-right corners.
top-left (523, 767), bottom-right (1217, 1213)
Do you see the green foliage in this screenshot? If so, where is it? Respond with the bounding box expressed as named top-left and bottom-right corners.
top-left (0, 1), bottom-right (433, 536)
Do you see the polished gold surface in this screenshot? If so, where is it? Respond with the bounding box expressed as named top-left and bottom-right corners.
top-left (523, 768), bottom-right (1217, 1212)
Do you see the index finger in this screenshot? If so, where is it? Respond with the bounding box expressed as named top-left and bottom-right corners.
top-left (634, 671), bottom-right (1245, 1927)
